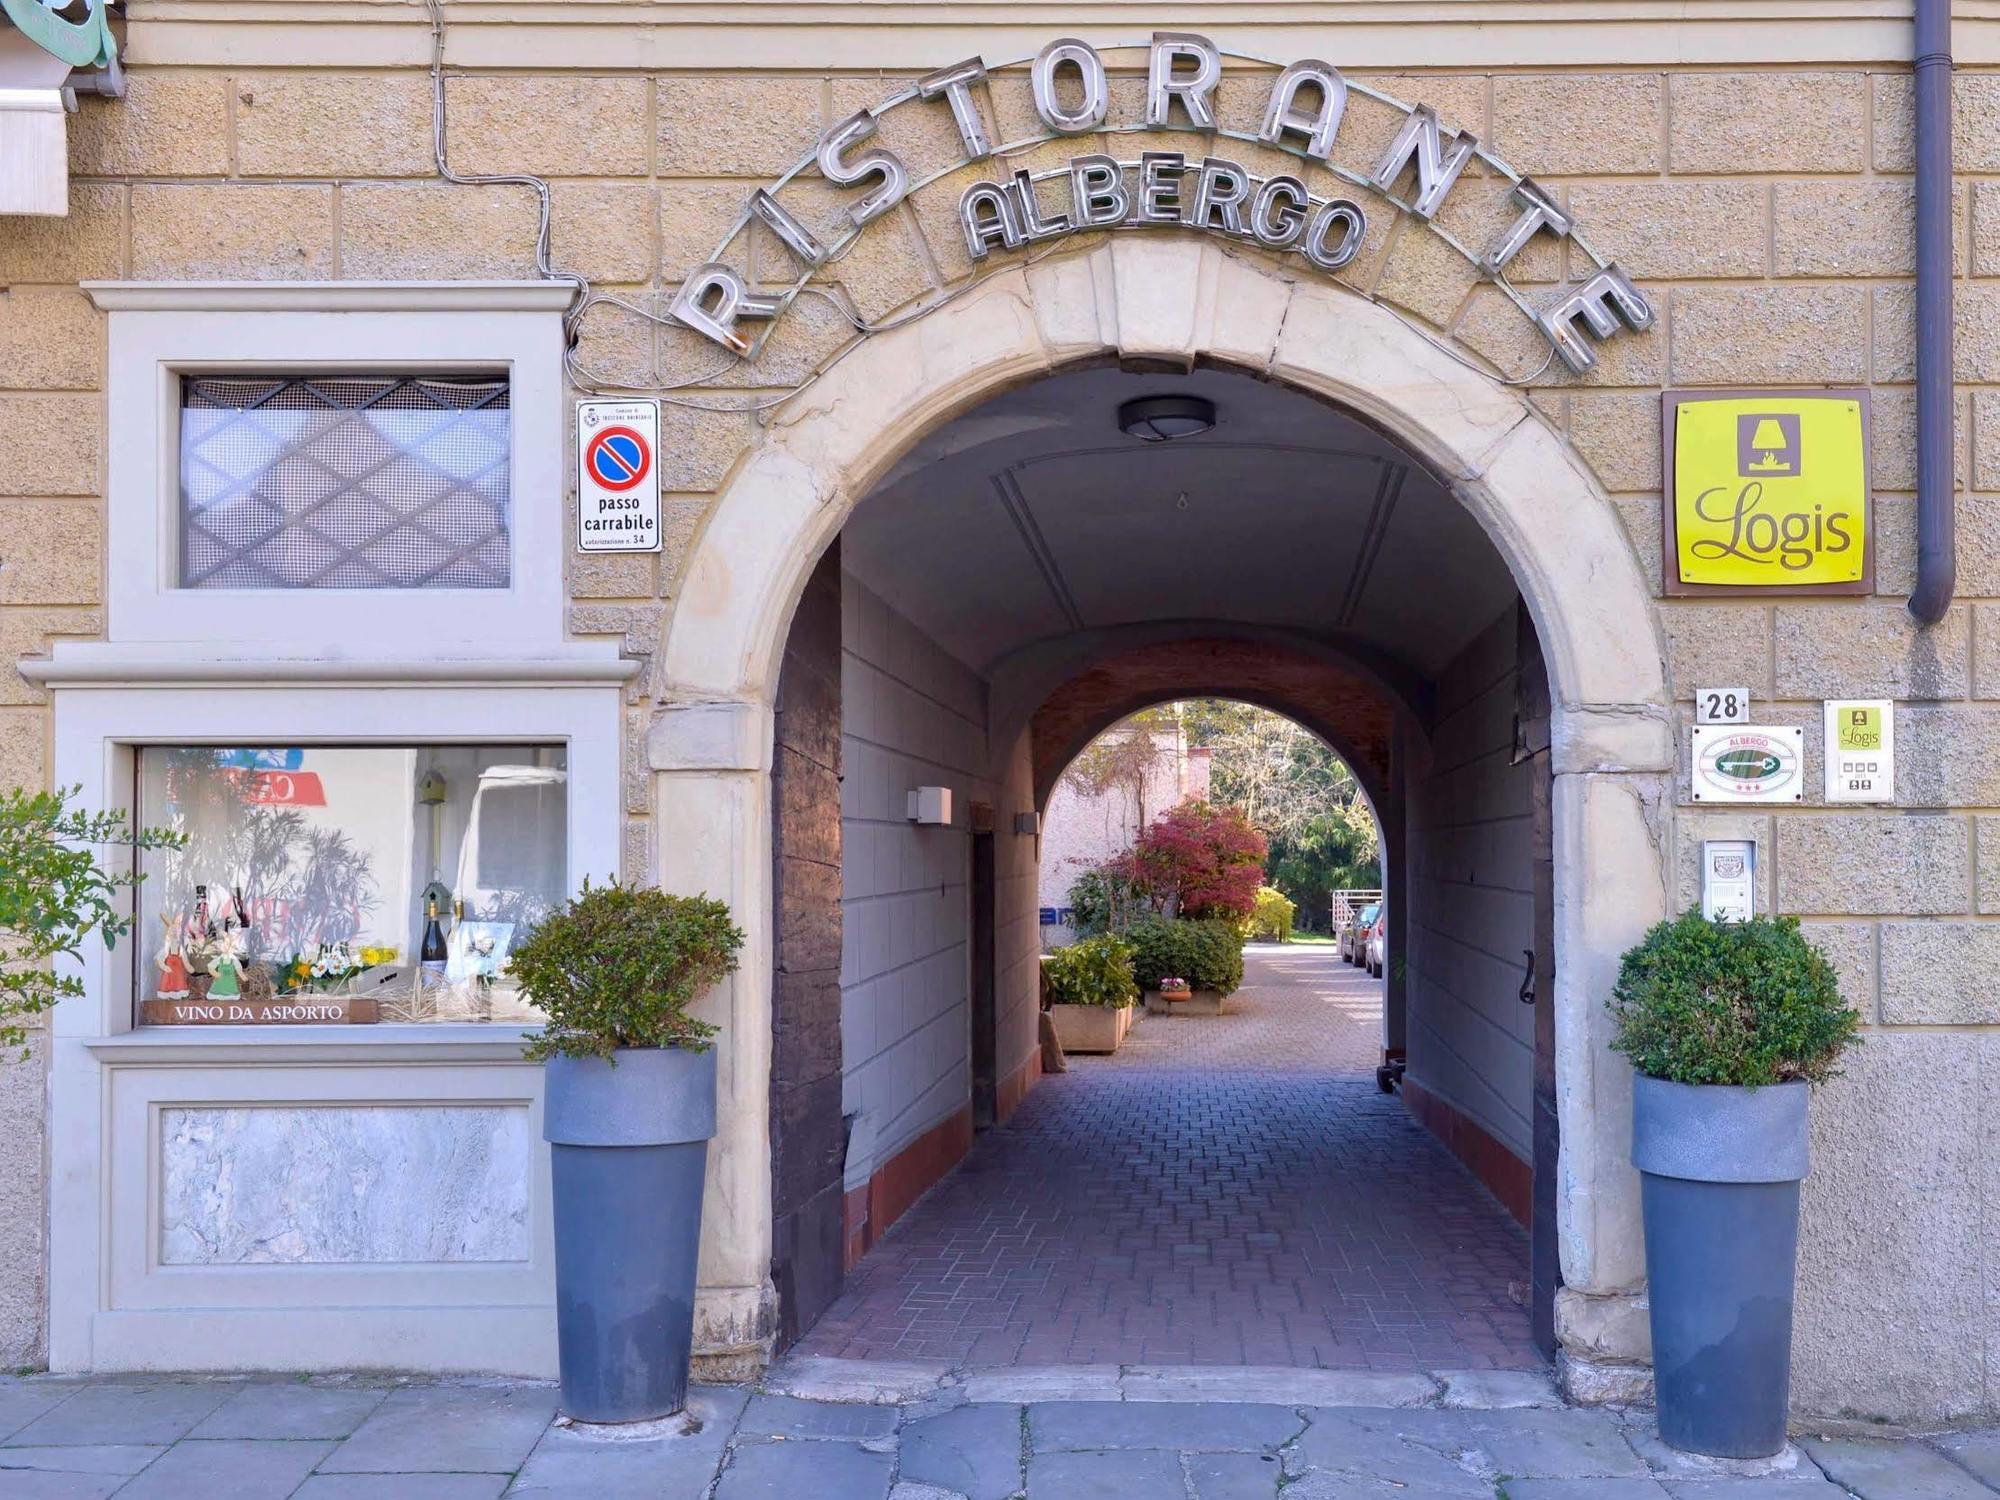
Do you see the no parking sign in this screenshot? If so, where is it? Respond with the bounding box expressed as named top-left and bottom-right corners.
top-left (576, 398), bottom-right (661, 553)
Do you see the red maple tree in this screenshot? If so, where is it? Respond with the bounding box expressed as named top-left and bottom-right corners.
top-left (1110, 800), bottom-right (1269, 920)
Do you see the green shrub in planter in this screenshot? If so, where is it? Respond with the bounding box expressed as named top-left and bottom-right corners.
top-left (1250, 886), bottom-right (1295, 943)
top-left (515, 879), bottom-right (743, 1062)
top-left (515, 879), bottom-right (745, 1424)
top-left (1128, 917), bottom-right (1245, 997)
top-left (1043, 933), bottom-right (1137, 1008)
top-left (1608, 911), bottom-right (1860, 1086)
top-left (1611, 910), bottom-right (1863, 1460)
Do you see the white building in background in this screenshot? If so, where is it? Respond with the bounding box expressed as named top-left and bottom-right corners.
top-left (1037, 723), bottom-right (1211, 945)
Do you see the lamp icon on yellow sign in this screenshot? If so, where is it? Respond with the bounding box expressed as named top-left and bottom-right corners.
top-left (1737, 412), bottom-right (1800, 477)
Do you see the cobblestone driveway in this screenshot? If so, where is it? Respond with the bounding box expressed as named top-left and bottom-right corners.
top-left (797, 944), bottom-right (1540, 1370)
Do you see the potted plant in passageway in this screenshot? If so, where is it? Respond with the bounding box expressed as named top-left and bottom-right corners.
top-left (1610, 911), bottom-right (1860, 1460)
top-left (1042, 932), bottom-right (1138, 1054)
top-left (513, 879), bottom-right (743, 1424)
top-left (1129, 916), bottom-right (1246, 1016)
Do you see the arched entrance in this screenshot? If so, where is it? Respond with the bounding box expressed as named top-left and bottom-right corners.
top-left (650, 237), bottom-right (1672, 1389)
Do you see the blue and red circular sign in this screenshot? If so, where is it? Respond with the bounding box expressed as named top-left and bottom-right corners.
top-left (585, 425), bottom-right (651, 492)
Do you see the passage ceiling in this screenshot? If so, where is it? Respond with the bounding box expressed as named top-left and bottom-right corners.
top-left (840, 364), bottom-right (1521, 684)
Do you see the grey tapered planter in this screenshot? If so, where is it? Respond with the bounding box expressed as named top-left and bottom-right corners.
top-left (544, 1046), bottom-right (716, 1423)
top-left (1632, 1073), bottom-right (1809, 1460)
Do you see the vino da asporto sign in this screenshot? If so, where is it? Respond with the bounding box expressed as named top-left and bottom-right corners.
top-left (666, 34), bottom-right (1653, 375)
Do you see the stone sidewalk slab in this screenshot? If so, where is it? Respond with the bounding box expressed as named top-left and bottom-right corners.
top-left (1030, 1398), bottom-right (1306, 1451)
top-left (507, 1386), bottom-right (746, 1499)
top-left (738, 1392), bottom-right (900, 1441)
top-left (896, 1402), bottom-right (1024, 1500)
top-left (314, 1387), bottom-right (554, 1475)
top-left (713, 1436), bottom-right (893, 1499)
top-left (1943, 1431), bottom-right (2000, 1487)
top-left (0, 1447), bottom-right (161, 1476)
top-left (186, 1385), bottom-right (387, 1442)
top-left (1187, 1451), bottom-right (1284, 1498)
top-left (5, 1384), bottom-right (232, 1448)
top-left (760, 1356), bottom-right (950, 1405)
top-left (0, 1473), bottom-right (126, 1499)
top-left (294, 1477), bottom-right (510, 1499)
top-left (1026, 1448), bottom-right (1185, 1498)
top-left (1387, 1406), bottom-right (1651, 1478)
top-left (0, 1392), bottom-right (76, 1445)
top-left (113, 1438), bottom-right (331, 1500)
top-left (955, 1366), bottom-right (1124, 1404)
top-left (1802, 1435), bottom-right (1999, 1498)
top-left (1123, 1367), bottom-right (1437, 1407)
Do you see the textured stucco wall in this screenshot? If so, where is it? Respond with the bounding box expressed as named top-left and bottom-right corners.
top-left (1037, 726), bottom-right (1187, 926)
top-left (1405, 607), bottom-right (1538, 1164)
top-left (838, 576), bottom-right (991, 1187)
top-left (3, 28), bottom-right (1999, 1421)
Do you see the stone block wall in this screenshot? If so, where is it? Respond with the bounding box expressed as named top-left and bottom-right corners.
top-left (2, 31), bottom-right (1999, 1419)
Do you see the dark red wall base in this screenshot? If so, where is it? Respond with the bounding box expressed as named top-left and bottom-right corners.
top-left (842, 1107), bottom-right (972, 1271)
top-left (841, 1048), bottom-right (1043, 1271)
top-left (1402, 1076), bottom-right (1533, 1229)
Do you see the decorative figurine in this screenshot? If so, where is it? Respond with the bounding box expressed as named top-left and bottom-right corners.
top-left (206, 925), bottom-right (245, 1001)
top-left (155, 914), bottom-right (190, 1001)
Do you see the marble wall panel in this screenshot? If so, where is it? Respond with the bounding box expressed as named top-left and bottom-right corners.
top-left (159, 1104), bottom-right (532, 1265)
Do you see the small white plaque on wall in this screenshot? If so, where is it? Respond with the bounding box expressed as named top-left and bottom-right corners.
top-left (1823, 700), bottom-right (1894, 804)
top-left (1691, 725), bottom-right (1805, 804)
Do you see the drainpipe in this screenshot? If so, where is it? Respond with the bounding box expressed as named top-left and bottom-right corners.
top-left (1910, 0), bottom-right (1956, 623)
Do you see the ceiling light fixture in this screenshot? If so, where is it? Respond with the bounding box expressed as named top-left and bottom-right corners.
top-left (1118, 394), bottom-right (1217, 441)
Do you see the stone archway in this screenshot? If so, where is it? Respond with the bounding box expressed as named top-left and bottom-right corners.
top-left (649, 235), bottom-right (1673, 1387)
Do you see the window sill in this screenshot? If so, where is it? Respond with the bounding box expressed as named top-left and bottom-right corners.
top-left (18, 642), bottom-right (638, 688)
top-left (82, 1025), bottom-right (543, 1065)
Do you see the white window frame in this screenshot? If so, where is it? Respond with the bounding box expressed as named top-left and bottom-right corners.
top-left (44, 679), bottom-right (622, 1376)
top-left (86, 282), bottom-right (572, 652)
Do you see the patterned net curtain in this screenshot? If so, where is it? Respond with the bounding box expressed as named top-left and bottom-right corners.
top-left (178, 375), bottom-right (512, 591)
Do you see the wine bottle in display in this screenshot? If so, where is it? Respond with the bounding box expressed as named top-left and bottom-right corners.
top-left (421, 897), bottom-right (448, 983)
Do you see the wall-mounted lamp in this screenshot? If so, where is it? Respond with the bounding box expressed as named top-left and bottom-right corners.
top-left (907, 786), bottom-right (953, 825)
top-left (1013, 812), bottom-right (1040, 836)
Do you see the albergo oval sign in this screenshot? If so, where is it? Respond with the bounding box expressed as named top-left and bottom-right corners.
top-left (1692, 726), bottom-right (1805, 804)
top-left (665, 34), bottom-right (1652, 375)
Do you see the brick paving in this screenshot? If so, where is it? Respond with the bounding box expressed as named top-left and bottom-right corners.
top-left (795, 944), bottom-right (1541, 1371)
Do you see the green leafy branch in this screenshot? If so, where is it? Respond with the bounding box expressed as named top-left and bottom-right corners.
top-left (0, 786), bottom-right (186, 1054)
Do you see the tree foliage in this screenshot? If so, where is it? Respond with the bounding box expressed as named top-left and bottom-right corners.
top-left (1177, 701), bottom-right (1380, 928)
top-left (1250, 886), bottom-right (1296, 942)
top-left (513, 879), bottom-right (742, 1061)
top-left (1608, 911), bottom-right (1861, 1087)
top-left (1111, 799), bottom-right (1268, 920)
top-left (0, 786), bottom-right (184, 1054)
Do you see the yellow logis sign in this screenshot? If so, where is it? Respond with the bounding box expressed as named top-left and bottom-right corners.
top-left (1667, 394), bottom-right (1868, 590)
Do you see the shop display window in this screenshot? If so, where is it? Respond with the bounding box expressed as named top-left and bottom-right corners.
top-left (179, 375), bottom-right (511, 591)
top-left (134, 744), bottom-right (566, 1026)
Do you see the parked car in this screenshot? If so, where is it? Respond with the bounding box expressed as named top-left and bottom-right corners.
top-left (1340, 903), bottom-right (1379, 965)
top-left (1365, 908), bottom-right (1387, 978)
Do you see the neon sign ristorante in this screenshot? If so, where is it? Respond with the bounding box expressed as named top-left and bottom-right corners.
top-left (664, 34), bottom-right (1654, 375)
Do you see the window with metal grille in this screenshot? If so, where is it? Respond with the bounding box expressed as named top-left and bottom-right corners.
top-left (178, 375), bottom-right (511, 590)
